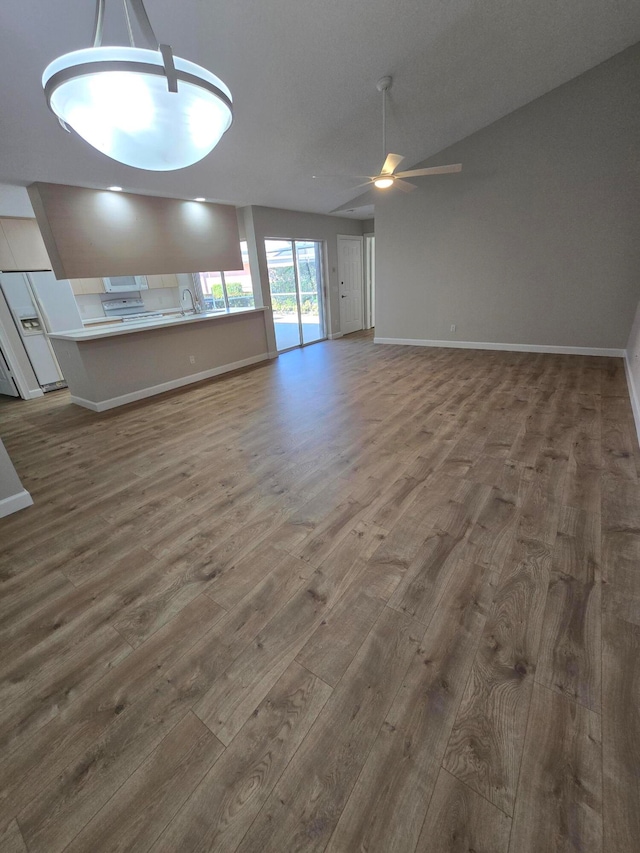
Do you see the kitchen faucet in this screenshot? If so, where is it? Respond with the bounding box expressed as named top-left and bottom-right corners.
top-left (181, 288), bottom-right (200, 315)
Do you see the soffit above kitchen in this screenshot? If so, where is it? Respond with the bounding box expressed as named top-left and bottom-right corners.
top-left (1, 0), bottom-right (640, 219)
top-left (27, 183), bottom-right (242, 278)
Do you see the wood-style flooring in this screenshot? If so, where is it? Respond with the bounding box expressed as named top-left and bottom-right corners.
top-left (0, 331), bottom-right (639, 852)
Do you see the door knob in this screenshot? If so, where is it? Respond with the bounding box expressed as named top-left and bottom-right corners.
top-left (341, 294), bottom-right (346, 298)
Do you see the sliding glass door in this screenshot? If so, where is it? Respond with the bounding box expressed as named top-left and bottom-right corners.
top-left (266, 239), bottom-right (325, 352)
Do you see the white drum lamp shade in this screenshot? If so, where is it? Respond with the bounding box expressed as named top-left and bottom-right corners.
top-left (43, 46), bottom-right (233, 171)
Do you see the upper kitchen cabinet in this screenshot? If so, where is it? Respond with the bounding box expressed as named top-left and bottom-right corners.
top-left (0, 217), bottom-right (51, 271)
top-left (69, 277), bottom-right (105, 295)
top-left (147, 274), bottom-right (179, 289)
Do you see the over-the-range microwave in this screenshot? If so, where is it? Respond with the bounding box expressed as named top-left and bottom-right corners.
top-left (103, 275), bottom-right (148, 293)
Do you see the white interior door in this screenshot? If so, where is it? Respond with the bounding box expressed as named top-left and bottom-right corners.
top-left (338, 236), bottom-right (364, 335)
top-left (0, 347), bottom-right (19, 396)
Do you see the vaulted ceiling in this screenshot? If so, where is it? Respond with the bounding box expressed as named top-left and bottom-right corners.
top-left (1, 0), bottom-right (640, 218)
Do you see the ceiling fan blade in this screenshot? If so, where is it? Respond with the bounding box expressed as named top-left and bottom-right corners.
top-left (380, 153), bottom-right (404, 175)
top-left (394, 179), bottom-right (417, 193)
top-left (312, 174), bottom-right (373, 181)
top-left (395, 163), bottom-right (462, 178)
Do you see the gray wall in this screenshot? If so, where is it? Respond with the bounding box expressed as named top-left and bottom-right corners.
top-left (375, 43), bottom-right (640, 349)
top-left (243, 206), bottom-right (365, 348)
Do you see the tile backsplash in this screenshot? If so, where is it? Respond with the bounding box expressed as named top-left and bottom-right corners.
top-left (74, 292), bottom-right (103, 319)
top-left (142, 288), bottom-right (181, 312)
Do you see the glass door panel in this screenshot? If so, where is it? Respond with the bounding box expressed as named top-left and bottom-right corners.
top-left (296, 241), bottom-right (324, 345)
top-left (266, 239), bottom-right (300, 351)
top-left (266, 238), bottom-right (326, 352)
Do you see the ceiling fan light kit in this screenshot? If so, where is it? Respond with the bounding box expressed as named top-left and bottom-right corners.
top-left (325, 74), bottom-right (462, 209)
top-left (369, 76), bottom-right (462, 190)
top-left (42, 0), bottom-right (233, 171)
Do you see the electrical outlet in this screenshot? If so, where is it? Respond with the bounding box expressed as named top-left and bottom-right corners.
top-left (189, 355), bottom-right (195, 364)
top-left (450, 324), bottom-right (456, 333)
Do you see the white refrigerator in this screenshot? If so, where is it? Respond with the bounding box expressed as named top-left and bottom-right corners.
top-left (0, 271), bottom-right (83, 392)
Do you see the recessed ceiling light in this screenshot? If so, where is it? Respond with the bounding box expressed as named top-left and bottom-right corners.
top-left (109, 186), bottom-right (123, 192)
top-left (194, 197), bottom-right (206, 202)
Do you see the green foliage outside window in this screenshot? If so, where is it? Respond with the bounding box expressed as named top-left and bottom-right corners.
top-left (269, 265), bottom-right (319, 314)
top-left (207, 279), bottom-right (254, 309)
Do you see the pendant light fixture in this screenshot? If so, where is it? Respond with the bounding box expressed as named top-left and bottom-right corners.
top-left (42, 0), bottom-right (233, 171)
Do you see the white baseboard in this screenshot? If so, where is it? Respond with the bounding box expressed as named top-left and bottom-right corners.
top-left (70, 353), bottom-right (270, 412)
top-left (328, 332), bottom-right (344, 340)
top-left (373, 337), bottom-right (625, 358)
top-left (0, 488), bottom-right (33, 519)
top-left (24, 388), bottom-right (44, 399)
top-left (624, 354), bottom-right (640, 449)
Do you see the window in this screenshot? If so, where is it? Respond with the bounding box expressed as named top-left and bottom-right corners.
top-left (193, 241), bottom-right (255, 312)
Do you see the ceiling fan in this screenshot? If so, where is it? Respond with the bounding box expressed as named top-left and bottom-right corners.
top-left (315, 76), bottom-right (462, 194)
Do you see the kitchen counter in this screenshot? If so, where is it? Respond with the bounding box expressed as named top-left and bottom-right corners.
top-left (49, 307), bottom-right (266, 341)
top-left (49, 307), bottom-right (272, 411)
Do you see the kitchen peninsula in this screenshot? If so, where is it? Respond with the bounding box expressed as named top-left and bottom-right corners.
top-left (49, 307), bottom-right (270, 411)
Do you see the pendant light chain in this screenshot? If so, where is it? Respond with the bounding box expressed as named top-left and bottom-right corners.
top-left (122, 0), bottom-right (136, 47)
top-left (91, 0), bottom-right (159, 50)
top-left (92, 0), bottom-right (105, 47)
top-left (127, 0), bottom-right (159, 49)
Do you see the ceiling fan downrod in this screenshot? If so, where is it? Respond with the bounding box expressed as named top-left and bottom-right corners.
top-left (376, 76), bottom-right (392, 163)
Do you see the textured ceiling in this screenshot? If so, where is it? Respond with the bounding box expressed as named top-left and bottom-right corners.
top-left (1, 0), bottom-right (639, 219)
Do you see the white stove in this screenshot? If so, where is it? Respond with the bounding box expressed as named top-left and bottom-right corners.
top-left (102, 297), bottom-right (145, 318)
top-left (102, 297), bottom-right (164, 322)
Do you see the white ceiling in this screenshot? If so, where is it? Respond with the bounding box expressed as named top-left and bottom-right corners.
top-left (1, 1), bottom-right (640, 219)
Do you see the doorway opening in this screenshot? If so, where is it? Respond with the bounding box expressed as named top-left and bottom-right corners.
top-left (364, 234), bottom-right (375, 329)
top-left (266, 239), bottom-right (326, 352)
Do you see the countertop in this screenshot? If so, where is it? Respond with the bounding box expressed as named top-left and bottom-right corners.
top-left (48, 307), bottom-right (267, 342)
